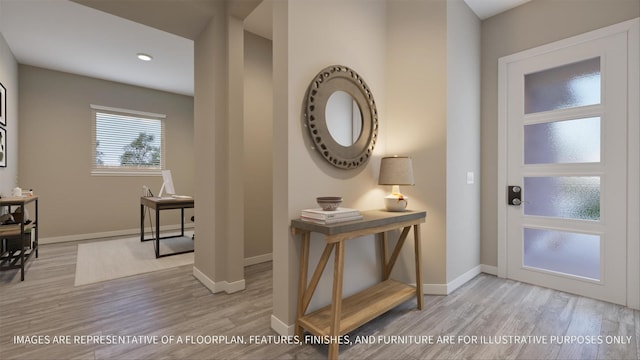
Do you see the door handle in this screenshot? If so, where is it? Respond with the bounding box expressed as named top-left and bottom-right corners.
top-left (508, 186), bottom-right (522, 206)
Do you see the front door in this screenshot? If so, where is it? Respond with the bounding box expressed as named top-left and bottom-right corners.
top-left (499, 25), bottom-right (632, 305)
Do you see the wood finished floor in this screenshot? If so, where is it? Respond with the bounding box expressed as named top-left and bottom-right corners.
top-left (0, 241), bottom-right (638, 360)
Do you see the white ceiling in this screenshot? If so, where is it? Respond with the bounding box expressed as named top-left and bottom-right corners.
top-left (464, 0), bottom-right (531, 20)
top-left (0, 0), bottom-right (194, 96)
top-left (0, 0), bottom-right (529, 97)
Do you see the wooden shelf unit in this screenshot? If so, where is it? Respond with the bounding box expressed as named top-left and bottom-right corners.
top-left (291, 209), bottom-right (426, 360)
top-left (0, 196), bottom-right (39, 281)
top-left (0, 222), bottom-right (35, 237)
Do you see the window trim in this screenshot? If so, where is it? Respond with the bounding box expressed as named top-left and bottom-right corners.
top-left (90, 104), bottom-right (166, 176)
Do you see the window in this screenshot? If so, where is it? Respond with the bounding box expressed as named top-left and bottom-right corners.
top-left (91, 105), bottom-right (166, 175)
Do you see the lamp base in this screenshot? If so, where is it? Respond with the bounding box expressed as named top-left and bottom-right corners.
top-left (384, 194), bottom-right (409, 212)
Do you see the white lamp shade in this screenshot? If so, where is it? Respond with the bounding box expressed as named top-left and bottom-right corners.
top-left (378, 156), bottom-right (414, 185)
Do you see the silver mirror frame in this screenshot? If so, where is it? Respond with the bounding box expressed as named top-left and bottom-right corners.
top-left (303, 65), bottom-right (378, 169)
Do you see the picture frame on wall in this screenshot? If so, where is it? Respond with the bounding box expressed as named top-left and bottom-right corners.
top-left (0, 82), bottom-right (6, 127)
top-left (0, 126), bottom-right (6, 168)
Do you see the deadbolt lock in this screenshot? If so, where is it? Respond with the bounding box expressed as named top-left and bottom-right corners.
top-left (508, 186), bottom-right (522, 206)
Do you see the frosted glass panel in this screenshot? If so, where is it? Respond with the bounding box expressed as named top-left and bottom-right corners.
top-left (524, 117), bottom-right (600, 164)
top-left (525, 57), bottom-right (600, 114)
top-left (524, 228), bottom-right (600, 280)
top-left (524, 177), bottom-right (600, 220)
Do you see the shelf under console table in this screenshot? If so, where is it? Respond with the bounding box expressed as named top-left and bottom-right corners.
top-left (290, 209), bottom-right (426, 360)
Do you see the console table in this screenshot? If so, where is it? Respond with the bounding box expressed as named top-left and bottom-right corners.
top-left (140, 196), bottom-right (194, 258)
top-left (291, 209), bottom-right (426, 360)
top-left (0, 196), bottom-right (39, 281)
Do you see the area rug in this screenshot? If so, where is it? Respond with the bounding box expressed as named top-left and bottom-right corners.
top-left (74, 235), bottom-right (194, 286)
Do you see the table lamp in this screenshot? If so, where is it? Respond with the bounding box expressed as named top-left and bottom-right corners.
top-left (378, 156), bottom-right (414, 211)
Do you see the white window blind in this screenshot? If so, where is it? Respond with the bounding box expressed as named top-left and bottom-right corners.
top-left (91, 105), bottom-right (166, 176)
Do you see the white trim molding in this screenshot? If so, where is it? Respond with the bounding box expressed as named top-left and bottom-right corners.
top-left (270, 315), bottom-right (295, 336)
top-left (480, 264), bottom-right (498, 276)
top-left (90, 104), bottom-right (166, 119)
top-left (422, 283), bottom-right (449, 296)
top-left (422, 265), bottom-right (496, 296)
top-left (498, 18), bottom-right (640, 309)
top-left (626, 18), bottom-right (640, 310)
top-left (193, 266), bottom-right (246, 294)
top-left (447, 265), bottom-right (483, 294)
top-left (245, 253), bottom-right (273, 266)
top-left (40, 224), bottom-right (193, 244)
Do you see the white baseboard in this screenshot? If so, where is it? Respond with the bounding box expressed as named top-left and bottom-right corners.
top-left (193, 266), bottom-right (246, 294)
top-left (422, 264), bottom-right (496, 296)
top-left (422, 283), bottom-right (449, 295)
top-left (270, 315), bottom-right (294, 336)
top-left (40, 224), bottom-right (194, 244)
top-left (245, 253), bottom-right (272, 266)
top-left (447, 265), bottom-right (482, 294)
top-left (193, 266), bottom-right (222, 293)
top-left (226, 279), bottom-right (247, 293)
top-left (481, 264), bottom-right (498, 276)
top-left (41, 228), bottom-right (272, 268)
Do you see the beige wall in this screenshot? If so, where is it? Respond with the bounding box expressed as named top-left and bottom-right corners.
top-left (384, 0), bottom-right (482, 291)
top-left (0, 33), bottom-right (18, 197)
top-left (385, 0), bottom-right (448, 286)
top-left (193, 2), bottom-right (246, 291)
top-left (244, 31), bottom-right (273, 260)
top-left (271, 0), bottom-right (483, 329)
top-left (272, 0), bottom-right (389, 327)
top-left (18, 65), bottom-right (194, 240)
top-left (194, 4), bottom-right (230, 287)
top-left (446, 0), bottom-right (481, 282)
top-left (480, 0), bottom-right (640, 267)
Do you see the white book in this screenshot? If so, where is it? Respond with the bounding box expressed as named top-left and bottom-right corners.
top-left (300, 214), bottom-right (363, 224)
top-left (301, 207), bottom-right (361, 220)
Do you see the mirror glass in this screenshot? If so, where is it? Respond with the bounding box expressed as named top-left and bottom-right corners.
top-left (325, 91), bottom-right (363, 146)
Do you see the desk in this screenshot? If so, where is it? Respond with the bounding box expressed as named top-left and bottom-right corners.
top-left (0, 196), bottom-right (39, 281)
top-left (140, 196), bottom-right (194, 258)
top-left (291, 210), bottom-right (426, 360)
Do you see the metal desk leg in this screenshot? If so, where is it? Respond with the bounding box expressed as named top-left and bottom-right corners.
top-left (20, 204), bottom-right (25, 281)
top-left (180, 208), bottom-right (185, 237)
top-left (155, 208), bottom-right (160, 258)
top-left (35, 199), bottom-right (39, 258)
top-left (140, 204), bottom-right (145, 242)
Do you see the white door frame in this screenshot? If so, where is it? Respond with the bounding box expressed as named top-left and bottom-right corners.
top-left (497, 18), bottom-right (640, 309)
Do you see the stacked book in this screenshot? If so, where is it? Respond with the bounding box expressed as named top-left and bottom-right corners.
top-left (300, 208), bottom-right (363, 224)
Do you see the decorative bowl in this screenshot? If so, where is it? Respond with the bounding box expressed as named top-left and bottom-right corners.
top-left (316, 196), bottom-right (343, 211)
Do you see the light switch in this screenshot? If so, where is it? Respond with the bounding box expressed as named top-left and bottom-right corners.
top-left (466, 171), bottom-right (474, 184)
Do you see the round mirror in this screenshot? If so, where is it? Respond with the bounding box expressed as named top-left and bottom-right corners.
top-left (325, 90), bottom-right (363, 147)
top-left (303, 65), bottom-right (378, 169)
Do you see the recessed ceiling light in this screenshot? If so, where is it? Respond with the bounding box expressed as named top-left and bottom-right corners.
top-left (137, 53), bottom-right (153, 61)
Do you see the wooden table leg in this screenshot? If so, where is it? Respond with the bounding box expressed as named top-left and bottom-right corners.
top-left (380, 232), bottom-right (388, 280)
top-left (413, 224), bottom-right (424, 310)
top-left (295, 231), bottom-right (310, 337)
top-left (328, 241), bottom-right (345, 360)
